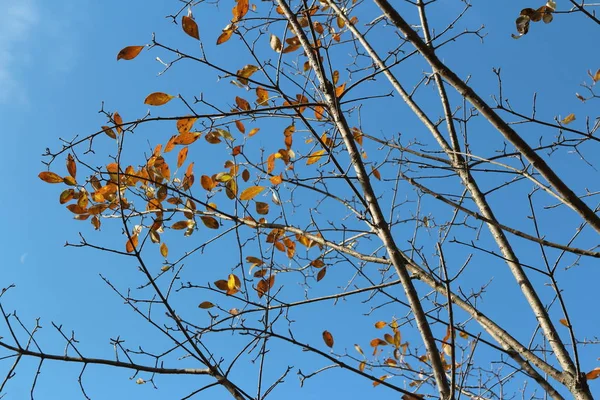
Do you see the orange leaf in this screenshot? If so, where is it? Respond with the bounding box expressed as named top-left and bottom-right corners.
top-left (322, 330), bottom-right (334, 348)
top-left (586, 367), bottom-right (600, 380)
top-left (39, 171), bottom-right (63, 184)
top-left (335, 83), bottom-right (346, 98)
top-left (144, 92), bottom-right (174, 106)
top-left (113, 112), bottom-right (123, 133)
top-left (217, 27), bottom-right (234, 45)
top-left (125, 234), bottom-right (138, 253)
top-left (176, 131), bottom-right (201, 145)
top-left (314, 105), bottom-right (325, 120)
top-left (270, 174), bottom-right (282, 185)
top-left (102, 125), bottom-right (117, 139)
top-left (66, 154), bottom-right (77, 178)
top-left (239, 186), bottom-right (265, 201)
top-left (373, 375), bottom-right (390, 387)
top-left (232, 0), bottom-right (249, 21)
top-left (177, 147), bottom-right (188, 168)
top-left (182, 15), bottom-right (200, 40)
top-left (201, 175), bottom-right (215, 191)
top-left (371, 166), bottom-right (381, 180)
top-left (171, 220), bottom-right (190, 230)
top-left (359, 361), bottom-right (366, 372)
top-left (235, 96), bottom-right (251, 111)
top-left (248, 127), bottom-right (260, 137)
top-left (177, 117), bottom-right (197, 134)
top-left (375, 321), bottom-right (386, 329)
top-left (117, 45), bottom-right (144, 61)
top-left (559, 318), bottom-right (569, 327)
top-left (256, 87), bottom-right (269, 105)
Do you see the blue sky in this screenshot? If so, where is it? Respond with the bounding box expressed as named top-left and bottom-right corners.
top-left (1, 0), bottom-right (599, 398)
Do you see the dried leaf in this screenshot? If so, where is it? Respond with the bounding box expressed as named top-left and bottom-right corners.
top-left (39, 171), bottom-right (64, 184)
top-left (217, 27), bottom-right (234, 45)
top-left (561, 113), bottom-right (576, 125)
top-left (177, 147), bottom-right (189, 168)
top-left (586, 367), bottom-right (600, 380)
top-left (256, 87), bottom-right (269, 105)
top-left (240, 186), bottom-right (265, 200)
top-left (316, 267), bottom-right (327, 281)
top-left (117, 45), bottom-right (144, 61)
top-left (559, 318), bottom-right (569, 327)
top-left (177, 117), bottom-right (197, 134)
top-left (144, 92), bottom-right (174, 106)
top-left (198, 301), bottom-right (214, 309)
top-left (182, 15), bottom-right (200, 40)
top-left (306, 149), bottom-right (325, 165)
top-left (322, 330), bottom-right (334, 348)
top-left (160, 243), bottom-right (168, 257)
top-left (201, 216), bottom-right (219, 229)
top-left (375, 321), bottom-right (386, 329)
top-left (270, 34), bottom-right (282, 52)
top-left (66, 154), bottom-right (77, 178)
top-left (354, 344), bottom-right (364, 356)
top-left (235, 96), bottom-right (251, 111)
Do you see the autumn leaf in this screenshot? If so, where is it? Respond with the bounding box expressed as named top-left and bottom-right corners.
top-left (256, 87), bottom-right (269, 105)
top-left (217, 27), bottom-right (234, 45)
top-left (374, 321), bottom-right (386, 329)
top-left (561, 113), bottom-right (576, 125)
top-left (182, 15), bottom-right (200, 40)
top-left (144, 92), bottom-right (175, 106)
top-left (235, 96), bottom-right (251, 111)
top-left (201, 216), bottom-right (219, 229)
top-left (255, 202), bottom-right (269, 215)
top-left (66, 154), bottom-right (76, 178)
top-left (177, 147), bottom-right (188, 168)
top-left (39, 171), bottom-right (64, 184)
top-left (270, 34), bottom-right (282, 52)
top-left (322, 330), bottom-right (334, 348)
top-left (177, 117), bottom-right (197, 134)
top-left (239, 186), bottom-right (265, 201)
top-left (125, 234), bottom-right (138, 253)
top-left (117, 45), bottom-right (144, 61)
top-left (587, 367), bottom-right (600, 380)
top-left (198, 301), bottom-right (214, 309)
top-left (559, 318), bottom-right (569, 327)
top-left (316, 267), bottom-right (327, 281)
top-left (306, 149), bottom-right (325, 165)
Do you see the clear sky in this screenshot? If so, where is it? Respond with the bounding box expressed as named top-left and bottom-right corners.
top-left (1, 0), bottom-right (599, 398)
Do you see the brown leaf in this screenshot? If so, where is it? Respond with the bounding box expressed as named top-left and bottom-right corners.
top-left (160, 243), bottom-right (168, 257)
top-left (144, 92), bottom-right (174, 106)
top-left (39, 171), bottom-right (64, 184)
top-left (586, 367), bottom-right (600, 380)
top-left (102, 125), bottom-right (117, 139)
top-left (316, 267), bottom-right (327, 281)
top-left (359, 361), bottom-right (366, 372)
top-left (371, 166), bottom-right (381, 180)
top-left (256, 87), bottom-right (269, 105)
top-left (232, 0), bottom-right (249, 21)
top-left (217, 27), bottom-right (234, 45)
top-left (322, 330), bottom-right (334, 348)
top-left (182, 15), bottom-right (200, 40)
top-left (201, 216), bottom-right (219, 229)
top-left (559, 318), bottom-right (569, 327)
top-left (66, 154), bottom-right (77, 178)
top-left (171, 220), bottom-right (190, 230)
top-left (240, 186), bottom-right (265, 200)
top-left (198, 301), bottom-right (214, 309)
top-left (214, 280), bottom-right (229, 291)
top-left (126, 234), bottom-right (138, 253)
top-left (593, 69), bottom-right (600, 83)
top-left (177, 117), bottom-right (197, 134)
top-left (235, 96), bottom-right (251, 111)
top-left (117, 45), bottom-right (144, 61)
top-left (255, 201), bottom-right (269, 215)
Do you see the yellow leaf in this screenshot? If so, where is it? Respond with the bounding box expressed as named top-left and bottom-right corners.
top-left (359, 361), bottom-right (366, 372)
top-left (561, 113), bottom-right (576, 125)
top-left (248, 127), bottom-right (260, 137)
top-left (232, 0), bottom-right (249, 21)
top-left (182, 15), bottom-right (200, 40)
top-left (239, 186), bottom-right (265, 200)
top-left (322, 330), bottom-right (334, 348)
top-left (373, 375), bottom-right (390, 387)
top-left (306, 149), bottom-right (325, 165)
top-left (375, 321), bottom-right (386, 329)
top-left (160, 243), bottom-right (168, 258)
top-left (593, 69), bottom-right (600, 82)
top-left (332, 70), bottom-right (339, 85)
top-left (39, 171), bottom-right (64, 184)
top-left (66, 154), bottom-right (77, 178)
top-left (270, 34), bottom-right (282, 52)
top-left (237, 65), bottom-right (259, 85)
top-left (117, 45), bottom-right (144, 61)
top-left (144, 92), bottom-right (174, 106)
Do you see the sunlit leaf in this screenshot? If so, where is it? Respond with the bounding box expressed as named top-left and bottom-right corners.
top-left (214, 280), bottom-right (229, 291)
top-left (587, 368), bottom-right (600, 380)
top-left (39, 171), bottom-right (63, 184)
top-left (359, 361), bottom-right (366, 372)
top-left (171, 220), bottom-right (190, 230)
top-left (335, 83), bottom-right (346, 98)
top-left (144, 92), bottom-right (174, 106)
top-left (217, 27), bottom-right (234, 45)
top-left (177, 117), bottom-right (197, 134)
top-left (182, 15), bottom-right (200, 40)
top-left (270, 174), bottom-right (282, 185)
top-left (354, 344), bottom-right (364, 356)
top-left (232, 0), bottom-right (249, 21)
top-left (237, 65), bottom-right (259, 85)
top-left (117, 45), bottom-right (144, 61)
top-left (240, 186), bottom-right (265, 201)
top-left (176, 131), bottom-right (201, 145)
top-left (270, 34), bottom-right (282, 52)
top-left (375, 321), bottom-right (386, 329)
top-left (559, 318), bottom-right (569, 327)
top-left (373, 375), bottom-right (391, 387)
top-left (235, 96), bottom-right (251, 111)
top-left (66, 154), bottom-right (77, 178)
top-left (177, 147), bottom-right (188, 168)
top-left (322, 330), bottom-right (334, 348)
top-left (561, 113), bottom-right (576, 125)
top-left (306, 149), bottom-right (325, 165)
top-left (593, 69), bottom-right (600, 83)
top-left (125, 234), bottom-right (138, 253)
top-left (102, 125), bottom-right (117, 139)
